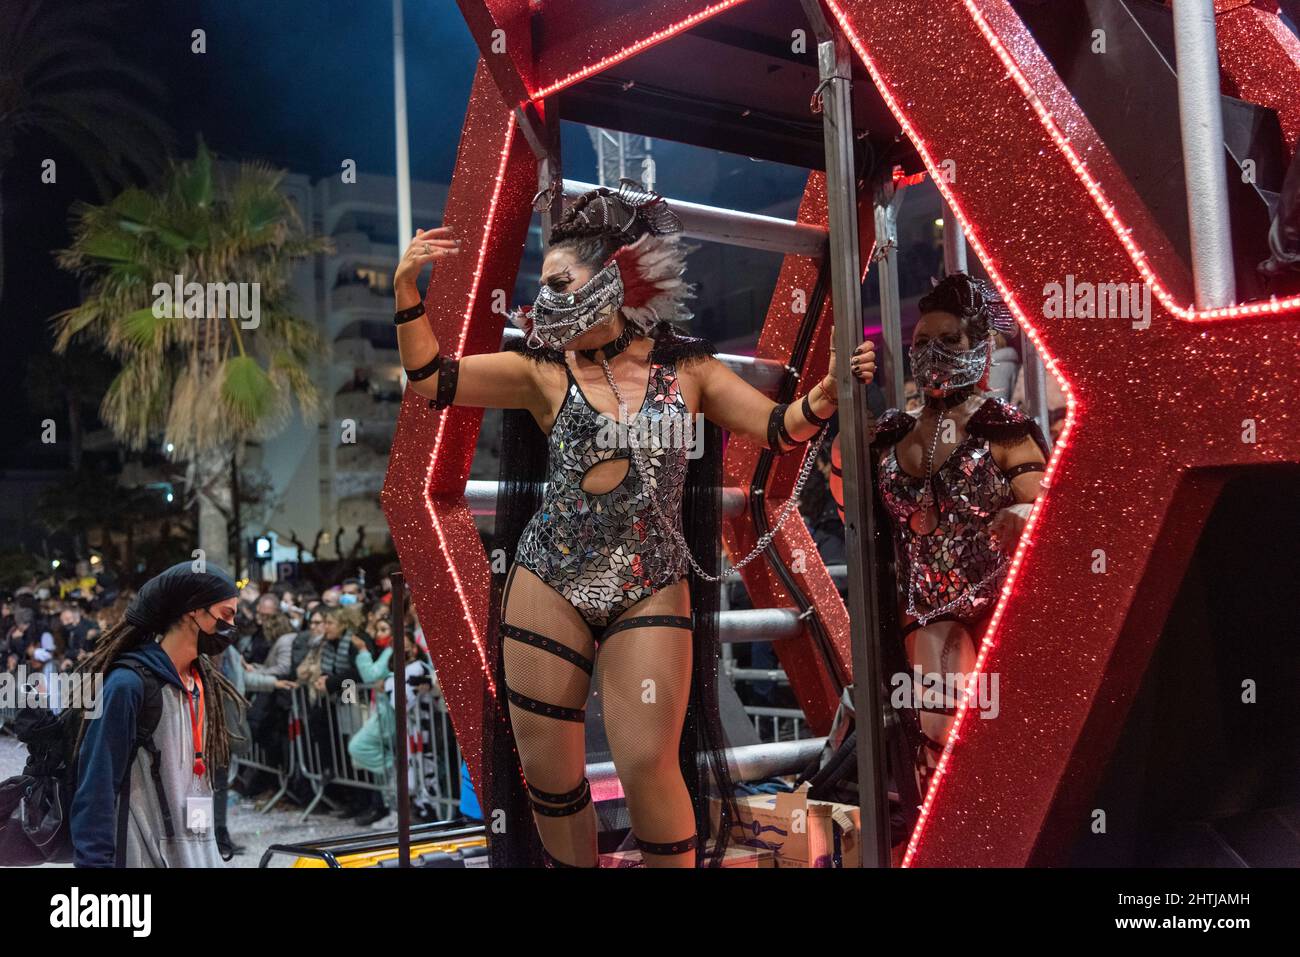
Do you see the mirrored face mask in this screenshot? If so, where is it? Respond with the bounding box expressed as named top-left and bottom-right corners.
top-left (526, 258), bottom-right (625, 350)
top-left (909, 336), bottom-right (989, 393)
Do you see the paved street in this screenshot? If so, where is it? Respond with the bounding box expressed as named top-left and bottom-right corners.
top-left (1, 732), bottom-right (375, 868)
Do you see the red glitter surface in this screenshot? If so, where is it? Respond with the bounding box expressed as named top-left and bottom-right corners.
top-left (827, 0), bottom-right (1300, 865)
top-left (380, 59), bottom-right (537, 800)
top-left (1213, 1), bottom-right (1300, 157)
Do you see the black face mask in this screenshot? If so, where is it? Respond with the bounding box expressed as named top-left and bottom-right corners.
top-left (195, 610), bottom-right (238, 656)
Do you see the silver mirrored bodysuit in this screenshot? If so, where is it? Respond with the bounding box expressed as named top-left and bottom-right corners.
top-left (877, 411), bottom-right (1015, 623)
top-left (515, 344), bottom-right (692, 629)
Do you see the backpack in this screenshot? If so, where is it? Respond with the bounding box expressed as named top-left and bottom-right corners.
top-left (0, 659), bottom-right (166, 866)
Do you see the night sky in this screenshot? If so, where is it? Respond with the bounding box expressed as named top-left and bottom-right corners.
top-left (1, 0), bottom-right (801, 472)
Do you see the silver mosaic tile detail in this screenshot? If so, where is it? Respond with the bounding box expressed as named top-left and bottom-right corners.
top-left (515, 355), bottom-right (692, 628)
top-left (878, 433), bottom-right (1016, 622)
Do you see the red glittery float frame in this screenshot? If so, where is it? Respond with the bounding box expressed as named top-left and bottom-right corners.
top-left (383, 0), bottom-right (818, 807)
top-left (825, 0), bottom-right (1300, 865)
top-left (386, 1), bottom-right (1300, 864)
top-left (1211, 1), bottom-right (1300, 157)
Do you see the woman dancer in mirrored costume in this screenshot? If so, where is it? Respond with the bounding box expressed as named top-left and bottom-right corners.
top-left (831, 274), bottom-right (1048, 791)
top-left (394, 181), bottom-right (873, 867)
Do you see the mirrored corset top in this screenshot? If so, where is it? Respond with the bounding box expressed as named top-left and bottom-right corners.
top-left (878, 433), bottom-right (1016, 622)
top-left (514, 352), bottom-right (694, 628)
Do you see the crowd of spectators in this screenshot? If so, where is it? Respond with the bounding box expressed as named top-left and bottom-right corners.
top-left (3, 562), bottom-right (445, 846)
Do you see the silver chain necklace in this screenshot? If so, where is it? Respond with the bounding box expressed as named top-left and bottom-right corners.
top-left (903, 407), bottom-right (1006, 625)
top-left (597, 355), bottom-right (826, 584)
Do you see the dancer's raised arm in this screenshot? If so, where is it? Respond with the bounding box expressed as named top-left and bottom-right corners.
top-left (394, 226), bottom-right (543, 413)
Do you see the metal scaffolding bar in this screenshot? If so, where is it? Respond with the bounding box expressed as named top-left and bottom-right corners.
top-left (874, 182), bottom-right (907, 413)
top-left (1171, 0), bottom-right (1237, 308)
top-left (587, 739), bottom-right (828, 804)
top-left (814, 24), bottom-right (892, 868)
top-left (941, 198), bottom-right (967, 276)
top-left (563, 179), bottom-right (829, 257)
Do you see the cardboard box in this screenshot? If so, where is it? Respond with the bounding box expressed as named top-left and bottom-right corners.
top-left (599, 843), bottom-right (773, 868)
top-left (710, 784), bottom-right (861, 868)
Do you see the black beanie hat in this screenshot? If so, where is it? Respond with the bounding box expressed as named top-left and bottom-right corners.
top-left (123, 561), bottom-right (239, 634)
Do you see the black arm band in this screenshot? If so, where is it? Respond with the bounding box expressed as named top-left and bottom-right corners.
top-left (1003, 461), bottom-right (1045, 480)
top-left (801, 389), bottom-right (834, 426)
top-left (768, 402), bottom-right (798, 454)
top-left (405, 351), bottom-right (441, 382)
top-left (431, 358), bottom-right (460, 410)
top-left (394, 303), bottom-right (426, 326)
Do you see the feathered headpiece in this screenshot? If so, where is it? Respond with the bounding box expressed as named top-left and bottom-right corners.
top-left (508, 179), bottom-right (698, 340)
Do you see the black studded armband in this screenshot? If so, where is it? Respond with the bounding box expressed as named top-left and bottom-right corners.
top-left (430, 357), bottom-right (460, 410)
top-left (767, 402), bottom-right (798, 454)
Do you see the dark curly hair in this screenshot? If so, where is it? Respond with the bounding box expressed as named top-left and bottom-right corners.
top-left (546, 185), bottom-right (656, 271)
top-left (916, 272), bottom-right (1013, 343)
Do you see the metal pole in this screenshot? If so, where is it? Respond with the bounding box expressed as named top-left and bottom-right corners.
top-left (525, 102), bottom-right (563, 245)
top-left (874, 183), bottom-right (907, 413)
top-left (1171, 0), bottom-right (1237, 308)
top-left (941, 199), bottom-right (967, 276)
top-left (393, 0), bottom-right (413, 393)
top-left (1021, 338), bottom-right (1053, 451)
top-left (390, 572), bottom-right (411, 867)
top-left (563, 180), bottom-right (828, 258)
top-left (816, 29), bottom-right (892, 869)
top-left (392, 0), bottom-right (413, 251)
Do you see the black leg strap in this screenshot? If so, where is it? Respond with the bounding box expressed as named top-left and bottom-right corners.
top-left (634, 833), bottom-right (698, 856)
top-left (542, 846), bottom-right (596, 868)
top-left (527, 776), bottom-right (590, 806)
top-left (598, 614), bottom-right (693, 643)
top-left (502, 622), bottom-right (594, 675)
top-left (528, 777), bottom-right (592, 817)
top-left (505, 687), bottom-right (585, 723)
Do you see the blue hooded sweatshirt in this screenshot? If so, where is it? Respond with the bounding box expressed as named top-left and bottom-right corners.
top-left (69, 642), bottom-right (222, 868)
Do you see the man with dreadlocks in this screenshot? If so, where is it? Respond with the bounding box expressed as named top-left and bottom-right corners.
top-left (394, 179), bottom-right (874, 868)
top-left (69, 561), bottom-right (245, 867)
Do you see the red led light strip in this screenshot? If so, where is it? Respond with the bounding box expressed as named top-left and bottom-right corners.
top-left (421, 111), bottom-right (520, 696)
top-left (822, 0), bottom-right (1077, 867)
top-left (960, 0), bottom-right (1300, 324)
top-left (825, 0), bottom-right (1298, 866)
top-left (528, 1), bottom-right (749, 102)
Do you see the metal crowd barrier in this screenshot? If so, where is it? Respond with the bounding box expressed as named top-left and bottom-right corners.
top-left (229, 730), bottom-right (292, 813)
top-left (229, 678), bottom-right (465, 825)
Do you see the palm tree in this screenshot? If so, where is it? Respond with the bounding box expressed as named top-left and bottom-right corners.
top-left (0, 0), bottom-right (173, 304)
top-left (52, 140), bottom-right (331, 572)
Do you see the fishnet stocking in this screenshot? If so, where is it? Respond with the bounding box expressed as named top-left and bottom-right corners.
top-left (597, 579), bottom-right (697, 868)
top-left (501, 564), bottom-right (599, 867)
top-left (905, 619), bottom-right (977, 785)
